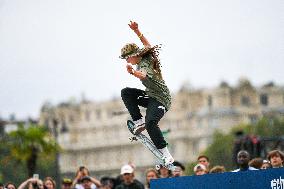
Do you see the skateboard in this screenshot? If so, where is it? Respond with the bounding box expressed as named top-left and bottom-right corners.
top-left (127, 120), bottom-right (176, 171)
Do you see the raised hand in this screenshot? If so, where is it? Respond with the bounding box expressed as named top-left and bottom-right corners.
top-left (127, 21), bottom-right (151, 49)
top-left (126, 64), bottom-right (135, 74)
top-left (128, 21), bottom-right (139, 31)
top-left (28, 178), bottom-right (38, 183)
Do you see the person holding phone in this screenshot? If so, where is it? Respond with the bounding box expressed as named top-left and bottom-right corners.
top-left (72, 166), bottom-right (101, 189)
top-left (18, 177), bottom-right (44, 189)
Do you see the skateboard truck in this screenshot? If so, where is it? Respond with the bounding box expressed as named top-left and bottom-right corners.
top-left (128, 136), bottom-right (138, 142)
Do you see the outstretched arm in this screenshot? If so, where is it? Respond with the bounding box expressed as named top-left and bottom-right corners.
top-left (18, 178), bottom-right (38, 189)
top-left (72, 170), bottom-right (81, 188)
top-left (128, 21), bottom-right (151, 48)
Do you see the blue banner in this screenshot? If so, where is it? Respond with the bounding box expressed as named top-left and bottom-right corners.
top-left (151, 168), bottom-right (284, 189)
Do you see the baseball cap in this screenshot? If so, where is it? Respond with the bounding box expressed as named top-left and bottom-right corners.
top-left (120, 164), bottom-right (134, 174)
top-left (62, 178), bottom-right (72, 185)
top-left (193, 164), bottom-right (206, 172)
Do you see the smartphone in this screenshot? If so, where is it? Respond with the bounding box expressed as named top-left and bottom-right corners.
top-left (33, 174), bottom-right (39, 179)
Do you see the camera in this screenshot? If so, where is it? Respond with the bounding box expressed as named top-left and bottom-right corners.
top-left (32, 174), bottom-right (39, 189)
top-left (33, 174), bottom-right (39, 179)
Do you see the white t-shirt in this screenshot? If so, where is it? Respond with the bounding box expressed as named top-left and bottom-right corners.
top-left (75, 184), bottom-right (97, 189)
top-left (232, 166), bottom-right (258, 172)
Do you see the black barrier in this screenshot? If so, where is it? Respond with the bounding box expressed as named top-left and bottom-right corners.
top-left (151, 168), bottom-right (284, 189)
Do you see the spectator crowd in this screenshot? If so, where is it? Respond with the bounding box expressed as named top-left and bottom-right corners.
top-left (0, 149), bottom-right (283, 189)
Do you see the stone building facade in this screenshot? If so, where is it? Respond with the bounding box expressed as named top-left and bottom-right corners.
top-left (39, 79), bottom-right (284, 179)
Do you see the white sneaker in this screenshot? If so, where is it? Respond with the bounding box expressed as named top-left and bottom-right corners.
top-left (133, 118), bottom-right (145, 135)
top-left (163, 155), bottom-right (174, 166)
top-left (160, 146), bottom-right (174, 166)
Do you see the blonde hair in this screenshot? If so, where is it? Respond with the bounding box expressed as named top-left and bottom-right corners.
top-left (145, 168), bottom-right (159, 188)
top-left (43, 177), bottom-right (56, 189)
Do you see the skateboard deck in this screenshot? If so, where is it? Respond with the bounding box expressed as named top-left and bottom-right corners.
top-left (127, 120), bottom-right (175, 171)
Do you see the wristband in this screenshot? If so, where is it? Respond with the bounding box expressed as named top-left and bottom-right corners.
top-left (138, 33), bottom-right (143, 38)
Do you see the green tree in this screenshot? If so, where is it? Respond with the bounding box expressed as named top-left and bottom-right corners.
top-left (6, 124), bottom-right (60, 177)
top-left (185, 132), bottom-right (235, 175)
top-left (246, 117), bottom-right (284, 137)
top-left (185, 162), bottom-right (196, 176)
top-left (204, 131), bottom-right (235, 170)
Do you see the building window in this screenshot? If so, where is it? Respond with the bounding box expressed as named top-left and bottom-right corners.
top-left (60, 121), bottom-right (68, 133)
top-left (260, 94), bottom-right (268, 106)
top-left (208, 95), bottom-right (212, 107)
top-left (241, 96), bottom-right (250, 106)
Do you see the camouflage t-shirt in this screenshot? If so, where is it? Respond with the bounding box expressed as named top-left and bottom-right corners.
top-left (136, 55), bottom-right (171, 110)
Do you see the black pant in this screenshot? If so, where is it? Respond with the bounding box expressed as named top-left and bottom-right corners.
top-left (121, 87), bottom-right (168, 149)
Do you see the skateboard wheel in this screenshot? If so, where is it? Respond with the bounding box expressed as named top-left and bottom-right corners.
top-left (155, 164), bottom-right (161, 170)
top-left (129, 136), bottom-right (137, 142)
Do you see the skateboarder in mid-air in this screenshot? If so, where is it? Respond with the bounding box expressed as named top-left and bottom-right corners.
top-left (120, 21), bottom-right (174, 166)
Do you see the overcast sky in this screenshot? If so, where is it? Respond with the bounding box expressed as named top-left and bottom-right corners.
top-left (0, 0), bottom-right (283, 119)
